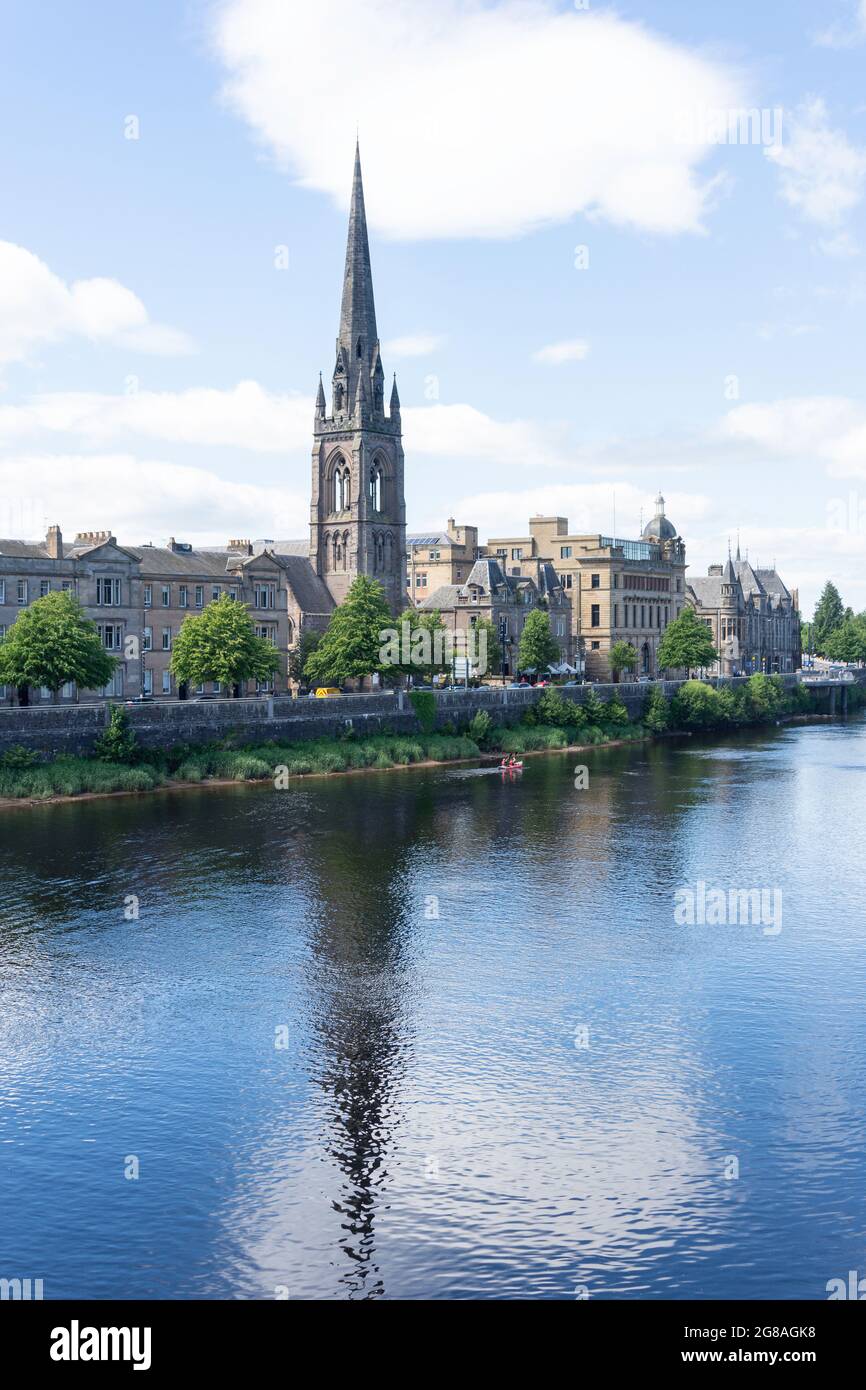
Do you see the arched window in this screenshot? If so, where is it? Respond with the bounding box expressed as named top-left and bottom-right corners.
top-left (333, 533), bottom-right (342, 569)
top-left (323, 532), bottom-right (331, 571)
top-left (335, 470), bottom-right (345, 512)
top-left (287, 617), bottom-right (295, 646)
top-left (356, 337), bottom-right (363, 358)
top-left (334, 382), bottom-right (344, 413)
top-left (342, 469), bottom-right (351, 509)
top-left (342, 531), bottom-right (350, 571)
top-left (369, 461), bottom-right (384, 512)
top-left (374, 532), bottom-right (385, 571)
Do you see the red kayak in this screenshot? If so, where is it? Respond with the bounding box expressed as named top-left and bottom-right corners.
top-left (500, 759), bottom-right (524, 771)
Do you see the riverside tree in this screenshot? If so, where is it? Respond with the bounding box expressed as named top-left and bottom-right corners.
top-left (609, 640), bottom-right (637, 683)
top-left (304, 575), bottom-right (393, 688)
top-left (517, 610), bottom-right (560, 674)
top-left (657, 607), bottom-right (718, 675)
top-left (812, 581), bottom-right (845, 654)
top-left (169, 594), bottom-right (280, 694)
top-left (824, 612), bottom-right (866, 664)
top-left (0, 590), bottom-right (116, 700)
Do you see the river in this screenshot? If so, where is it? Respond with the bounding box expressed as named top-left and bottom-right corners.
top-left (1, 718), bottom-right (864, 1300)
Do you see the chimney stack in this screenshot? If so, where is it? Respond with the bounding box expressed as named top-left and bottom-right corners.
top-left (46, 524), bottom-right (63, 560)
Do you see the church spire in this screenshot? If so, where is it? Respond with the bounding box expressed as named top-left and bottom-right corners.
top-left (339, 141), bottom-right (378, 391)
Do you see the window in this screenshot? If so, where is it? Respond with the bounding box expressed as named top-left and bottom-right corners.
top-left (612, 574), bottom-right (619, 589)
top-left (17, 580), bottom-right (28, 605)
top-left (254, 584), bottom-right (275, 609)
top-left (40, 580), bottom-right (50, 597)
top-left (641, 605), bottom-right (646, 628)
top-left (0, 581), bottom-right (5, 603)
top-left (143, 670), bottom-right (153, 695)
top-left (369, 462), bottom-right (384, 512)
top-left (560, 546), bottom-right (572, 559)
top-left (591, 604), bottom-right (600, 627)
top-left (212, 587), bottom-right (220, 602)
top-left (228, 588), bottom-right (239, 601)
top-left (591, 573), bottom-right (600, 589)
top-left (98, 623), bottom-right (123, 650)
top-left (144, 584), bottom-right (152, 608)
top-left (195, 585), bottom-right (204, 608)
top-left (415, 573), bottom-right (427, 588)
top-left (143, 626), bottom-right (152, 652)
top-left (255, 624), bottom-right (277, 646)
top-left (162, 628), bottom-right (171, 651)
top-left (161, 586), bottom-right (170, 608)
top-left (96, 577), bottom-right (121, 606)
top-left (511, 548), bottom-right (523, 561)
top-left (560, 574), bottom-right (573, 590)
top-left (614, 604), bottom-right (619, 628)
top-left (179, 585), bottom-right (188, 608)
top-left (101, 669), bottom-right (124, 698)
top-left (61, 682), bottom-right (74, 699)
top-left (496, 548), bottom-right (507, 557)
top-left (162, 670), bottom-right (171, 694)
top-left (213, 682), bottom-right (221, 694)
top-left (555, 618), bottom-right (565, 637)
top-left (591, 640), bottom-right (600, 650)
top-left (196, 684), bottom-right (205, 695)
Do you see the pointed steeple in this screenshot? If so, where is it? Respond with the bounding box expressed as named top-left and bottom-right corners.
top-left (339, 141), bottom-right (378, 394)
top-left (353, 356), bottom-right (368, 421)
top-left (389, 373), bottom-right (401, 416)
top-left (315, 372), bottom-right (326, 419)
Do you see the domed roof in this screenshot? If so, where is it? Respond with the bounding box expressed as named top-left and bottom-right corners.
top-left (643, 492), bottom-right (677, 542)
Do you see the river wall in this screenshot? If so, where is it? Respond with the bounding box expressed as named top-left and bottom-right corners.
top-left (0, 675), bottom-right (823, 757)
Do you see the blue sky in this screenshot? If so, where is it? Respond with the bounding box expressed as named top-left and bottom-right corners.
top-left (2, 0), bottom-right (866, 613)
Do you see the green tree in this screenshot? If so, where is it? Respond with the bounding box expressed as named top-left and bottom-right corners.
top-left (93, 704), bottom-right (138, 763)
top-left (670, 679), bottom-right (722, 729)
top-left (824, 613), bottom-right (866, 664)
top-left (812, 581), bottom-right (845, 653)
top-left (0, 590), bottom-right (116, 700)
top-left (170, 594), bottom-right (280, 694)
top-left (391, 607), bottom-right (448, 684)
top-left (287, 627), bottom-right (322, 686)
top-left (304, 575), bottom-right (393, 688)
top-left (657, 607), bottom-right (718, 674)
top-left (643, 684), bottom-right (670, 733)
top-left (517, 610), bottom-right (560, 673)
top-left (609, 640), bottom-right (637, 683)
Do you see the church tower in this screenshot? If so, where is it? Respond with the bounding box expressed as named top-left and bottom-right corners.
top-left (310, 142), bottom-right (406, 611)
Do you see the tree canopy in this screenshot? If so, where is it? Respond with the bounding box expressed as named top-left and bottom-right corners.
top-left (824, 613), bottom-right (866, 664)
top-left (304, 576), bottom-right (393, 687)
top-left (812, 581), bottom-right (845, 653)
top-left (169, 594), bottom-right (280, 691)
top-left (609, 640), bottom-right (637, 681)
top-left (517, 610), bottom-right (560, 673)
top-left (0, 590), bottom-right (116, 696)
top-left (657, 607), bottom-right (718, 673)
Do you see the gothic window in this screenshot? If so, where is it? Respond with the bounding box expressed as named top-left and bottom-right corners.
top-left (323, 532), bottom-right (331, 571)
top-left (342, 531), bottom-right (350, 571)
top-left (384, 532), bottom-right (394, 570)
top-left (333, 533), bottom-right (342, 569)
top-left (374, 382), bottom-right (383, 413)
top-left (356, 337), bottom-right (363, 358)
top-left (334, 382), bottom-right (344, 413)
top-left (369, 461), bottom-right (384, 512)
top-left (374, 532), bottom-right (385, 571)
top-left (287, 617), bottom-right (295, 646)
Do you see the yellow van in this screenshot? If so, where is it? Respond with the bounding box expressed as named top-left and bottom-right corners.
top-left (314, 687), bottom-right (342, 698)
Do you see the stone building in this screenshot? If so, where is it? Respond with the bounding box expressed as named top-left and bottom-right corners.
top-left (407, 520), bottom-right (479, 603)
top-left (686, 548), bottom-right (801, 675)
top-left (417, 556), bottom-right (571, 679)
top-left (0, 527), bottom-right (333, 702)
top-left (483, 494), bottom-right (688, 680)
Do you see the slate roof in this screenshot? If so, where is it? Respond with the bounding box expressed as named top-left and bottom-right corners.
top-left (279, 556), bottom-right (335, 615)
top-left (418, 584), bottom-right (461, 610)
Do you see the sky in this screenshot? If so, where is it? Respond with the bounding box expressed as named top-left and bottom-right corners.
top-left (2, 0), bottom-right (866, 616)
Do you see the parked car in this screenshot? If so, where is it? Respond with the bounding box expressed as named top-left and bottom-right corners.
top-left (314, 687), bottom-right (342, 698)
top-left (126, 694), bottom-right (154, 704)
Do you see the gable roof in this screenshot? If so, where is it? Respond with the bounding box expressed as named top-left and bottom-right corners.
top-left (280, 556), bottom-right (335, 615)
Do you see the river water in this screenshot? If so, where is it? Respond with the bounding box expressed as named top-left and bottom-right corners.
top-left (1, 718), bottom-right (864, 1300)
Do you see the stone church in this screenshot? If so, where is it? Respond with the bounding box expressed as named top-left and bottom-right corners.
top-left (307, 142), bottom-right (407, 614)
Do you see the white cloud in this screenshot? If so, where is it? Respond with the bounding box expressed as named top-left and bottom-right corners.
top-left (812, 1), bottom-right (866, 48)
top-left (383, 333), bottom-right (444, 358)
top-left (531, 339), bottom-right (590, 365)
top-left (450, 481), bottom-right (711, 542)
top-left (403, 402), bottom-right (566, 468)
top-left (724, 396), bottom-right (866, 475)
top-left (0, 384), bottom-right (569, 469)
top-left (0, 242), bottom-right (195, 368)
top-left (0, 453), bottom-right (305, 544)
top-left (0, 381), bottom-right (310, 452)
top-left (766, 99), bottom-right (866, 228)
top-left (212, 0), bottom-right (746, 239)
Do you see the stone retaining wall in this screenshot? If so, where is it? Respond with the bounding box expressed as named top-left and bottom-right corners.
top-left (0, 673), bottom-right (810, 756)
